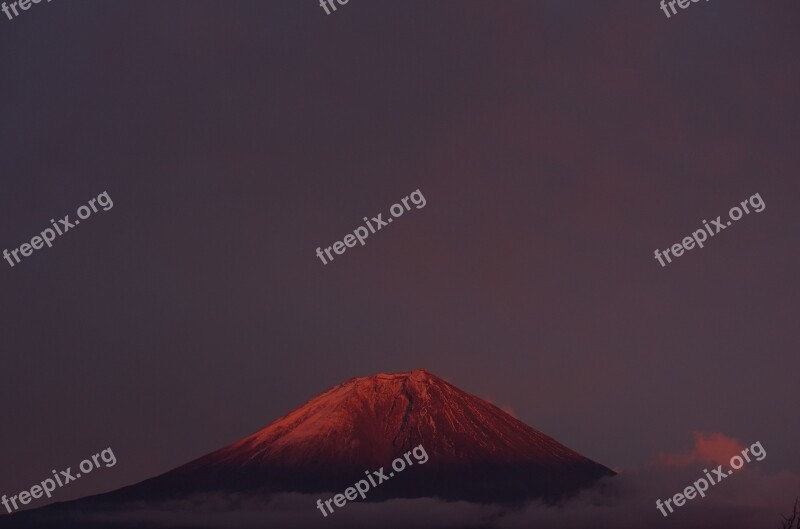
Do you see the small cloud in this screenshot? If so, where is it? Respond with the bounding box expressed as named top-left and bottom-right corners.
top-left (501, 405), bottom-right (517, 418)
top-left (655, 432), bottom-right (746, 467)
top-left (481, 395), bottom-right (518, 418)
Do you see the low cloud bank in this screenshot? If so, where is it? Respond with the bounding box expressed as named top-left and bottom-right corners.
top-left (13, 432), bottom-right (800, 529)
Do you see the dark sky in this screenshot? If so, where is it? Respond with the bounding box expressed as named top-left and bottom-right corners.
top-left (1, 0), bottom-right (798, 509)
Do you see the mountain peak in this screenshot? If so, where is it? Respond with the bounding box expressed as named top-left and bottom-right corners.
top-left (159, 368), bottom-right (613, 501)
top-left (354, 367), bottom-right (435, 382)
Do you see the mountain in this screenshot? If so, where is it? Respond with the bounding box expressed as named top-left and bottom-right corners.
top-left (3, 369), bottom-right (614, 527)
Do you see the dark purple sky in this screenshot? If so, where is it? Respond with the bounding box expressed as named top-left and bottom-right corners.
top-left (1, 0), bottom-right (798, 508)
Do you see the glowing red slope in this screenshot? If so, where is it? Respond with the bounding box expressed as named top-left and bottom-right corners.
top-left (165, 369), bottom-right (613, 500)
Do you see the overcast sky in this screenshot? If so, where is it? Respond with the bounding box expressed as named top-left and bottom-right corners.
top-left (1, 0), bottom-right (798, 509)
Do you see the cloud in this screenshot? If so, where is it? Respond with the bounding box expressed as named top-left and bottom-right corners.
top-left (655, 432), bottom-right (747, 467)
top-left (20, 473), bottom-right (800, 529)
top-left (500, 405), bottom-right (517, 418)
top-left (13, 434), bottom-right (798, 529)
top-left (480, 396), bottom-right (518, 418)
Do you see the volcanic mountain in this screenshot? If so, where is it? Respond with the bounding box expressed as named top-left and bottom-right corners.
top-left (113, 369), bottom-right (612, 501)
top-left (4, 369), bottom-right (614, 527)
